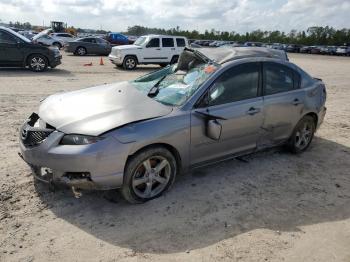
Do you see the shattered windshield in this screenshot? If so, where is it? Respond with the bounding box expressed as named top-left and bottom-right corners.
top-left (131, 63), bottom-right (219, 106)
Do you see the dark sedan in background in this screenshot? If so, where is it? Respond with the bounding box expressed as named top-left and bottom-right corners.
top-left (65, 37), bottom-right (111, 56)
top-left (0, 26), bottom-right (61, 72)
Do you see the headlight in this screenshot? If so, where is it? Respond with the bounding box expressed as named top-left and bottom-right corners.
top-left (60, 134), bottom-right (104, 145)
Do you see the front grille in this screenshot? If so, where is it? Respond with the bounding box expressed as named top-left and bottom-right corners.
top-left (22, 130), bottom-right (53, 147)
top-left (21, 113), bottom-right (55, 147)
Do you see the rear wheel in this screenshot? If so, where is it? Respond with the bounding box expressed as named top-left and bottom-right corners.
top-left (287, 116), bottom-right (315, 153)
top-left (120, 147), bottom-right (177, 203)
top-left (27, 54), bottom-right (48, 72)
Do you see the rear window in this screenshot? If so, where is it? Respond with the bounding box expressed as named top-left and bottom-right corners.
top-left (162, 38), bottom-right (174, 47)
top-left (176, 38), bottom-right (186, 47)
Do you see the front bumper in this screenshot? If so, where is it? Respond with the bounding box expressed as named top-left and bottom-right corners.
top-left (49, 54), bottom-right (62, 68)
top-left (108, 54), bottom-right (123, 65)
top-left (19, 116), bottom-right (129, 190)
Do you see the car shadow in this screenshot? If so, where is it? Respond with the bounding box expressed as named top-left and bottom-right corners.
top-left (34, 136), bottom-right (350, 254)
top-left (0, 68), bottom-right (74, 77)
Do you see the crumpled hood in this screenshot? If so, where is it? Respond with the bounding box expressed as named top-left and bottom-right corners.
top-left (39, 81), bottom-right (172, 136)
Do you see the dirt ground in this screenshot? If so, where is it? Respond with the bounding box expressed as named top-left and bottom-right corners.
top-left (0, 53), bottom-right (350, 262)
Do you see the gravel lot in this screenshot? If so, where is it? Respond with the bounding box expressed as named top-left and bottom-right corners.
top-left (0, 53), bottom-right (350, 262)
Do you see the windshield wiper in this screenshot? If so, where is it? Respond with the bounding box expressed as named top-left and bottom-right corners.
top-left (147, 75), bottom-right (167, 97)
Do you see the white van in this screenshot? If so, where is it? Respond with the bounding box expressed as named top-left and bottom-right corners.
top-left (108, 34), bottom-right (188, 70)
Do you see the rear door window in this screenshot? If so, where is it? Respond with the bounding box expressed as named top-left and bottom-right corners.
top-left (176, 38), bottom-right (186, 47)
top-left (263, 62), bottom-right (295, 95)
top-left (162, 38), bottom-right (174, 47)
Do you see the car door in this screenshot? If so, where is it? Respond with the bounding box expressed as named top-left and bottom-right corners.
top-left (261, 62), bottom-right (304, 145)
top-left (0, 30), bottom-right (23, 65)
top-left (96, 38), bottom-right (111, 54)
top-left (142, 38), bottom-right (165, 63)
top-left (190, 62), bottom-right (263, 165)
top-left (161, 37), bottom-right (175, 62)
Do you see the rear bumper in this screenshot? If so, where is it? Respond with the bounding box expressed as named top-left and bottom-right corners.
top-left (49, 55), bottom-right (62, 68)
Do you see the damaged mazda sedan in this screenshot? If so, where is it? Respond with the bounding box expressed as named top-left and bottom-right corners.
top-left (19, 47), bottom-right (327, 203)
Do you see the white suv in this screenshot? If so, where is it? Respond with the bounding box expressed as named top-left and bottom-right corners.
top-left (108, 35), bottom-right (188, 70)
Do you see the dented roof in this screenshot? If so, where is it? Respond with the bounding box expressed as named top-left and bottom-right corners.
top-left (190, 46), bottom-right (289, 64)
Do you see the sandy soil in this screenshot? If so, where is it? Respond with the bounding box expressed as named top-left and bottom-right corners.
top-left (0, 53), bottom-right (350, 262)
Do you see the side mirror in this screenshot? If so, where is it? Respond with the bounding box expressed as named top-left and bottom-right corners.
top-left (206, 119), bottom-right (222, 140)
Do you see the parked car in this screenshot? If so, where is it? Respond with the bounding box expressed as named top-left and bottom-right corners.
top-left (244, 42), bottom-right (263, 47)
top-left (320, 46), bottom-right (337, 55)
top-left (336, 46), bottom-right (350, 56)
top-left (33, 31), bottom-right (65, 49)
top-left (310, 46), bottom-right (322, 54)
top-left (105, 33), bottom-right (132, 46)
top-left (286, 44), bottom-right (303, 53)
top-left (65, 37), bottom-right (111, 56)
top-left (18, 30), bottom-right (37, 40)
top-left (108, 34), bottom-right (188, 70)
top-left (19, 47), bottom-right (326, 203)
top-left (0, 26), bottom-right (62, 71)
top-left (300, 46), bottom-right (312, 53)
top-left (50, 32), bottom-right (75, 45)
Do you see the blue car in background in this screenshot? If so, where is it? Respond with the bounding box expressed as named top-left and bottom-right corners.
top-left (106, 33), bottom-right (133, 46)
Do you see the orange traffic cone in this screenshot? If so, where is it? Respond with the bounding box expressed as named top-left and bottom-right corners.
top-left (83, 62), bottom-right (93, 66)
top-left (99, 57), bottom-right (104, 65)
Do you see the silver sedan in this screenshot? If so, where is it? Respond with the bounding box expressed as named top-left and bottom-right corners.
top-left (19, 47), bottom-right (327, 203)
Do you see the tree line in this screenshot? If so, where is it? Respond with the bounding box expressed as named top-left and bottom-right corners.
top-left (4, 21), bottom-right (350, 46)
top-left (126, 25), bottom-right (350, 46)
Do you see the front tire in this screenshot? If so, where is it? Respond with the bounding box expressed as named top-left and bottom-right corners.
top-left (287, 115), bottom-right (316, 153)
top-left (75, 47), bottom-right (87, 56)
top-left (120, 147), bottom-right (177, 204)
top-left (27, 54), bottom-right (48, 72)
top-left (122, 56), bottom-right (137, 70)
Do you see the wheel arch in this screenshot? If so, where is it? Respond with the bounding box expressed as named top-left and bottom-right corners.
top-left (123, 54), bottom-right (139, 64)
top-left (303, 112), bottom-right (318, 127)
top-left (126, 143), bottom-right (182, 173)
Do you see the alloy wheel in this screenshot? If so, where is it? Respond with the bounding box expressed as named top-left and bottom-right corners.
top-left (132, 156), bottom-right (171, 199)
top-left (30, 57), bottom-right (46, 71)
top-left (125, 58), bottom-right (136, 69)
top-left (294, 122), bottom-right (312, 150)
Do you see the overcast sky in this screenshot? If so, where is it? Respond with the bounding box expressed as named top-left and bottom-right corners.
top-left (0, 0), bottom-right (349, 33)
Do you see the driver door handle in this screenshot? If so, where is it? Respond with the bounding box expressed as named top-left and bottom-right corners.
top-left (246, 107), bottom-right (260, 115)
top-left (156, 48), bottom-right (161, 50)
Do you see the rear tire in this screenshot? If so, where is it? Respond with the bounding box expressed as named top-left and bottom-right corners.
top-left (287, 115), bottom-right (315, 154)
top-left (27, 54), bottom-right (48, 72)
top-left (120, 147), bottom-right (177, 204)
